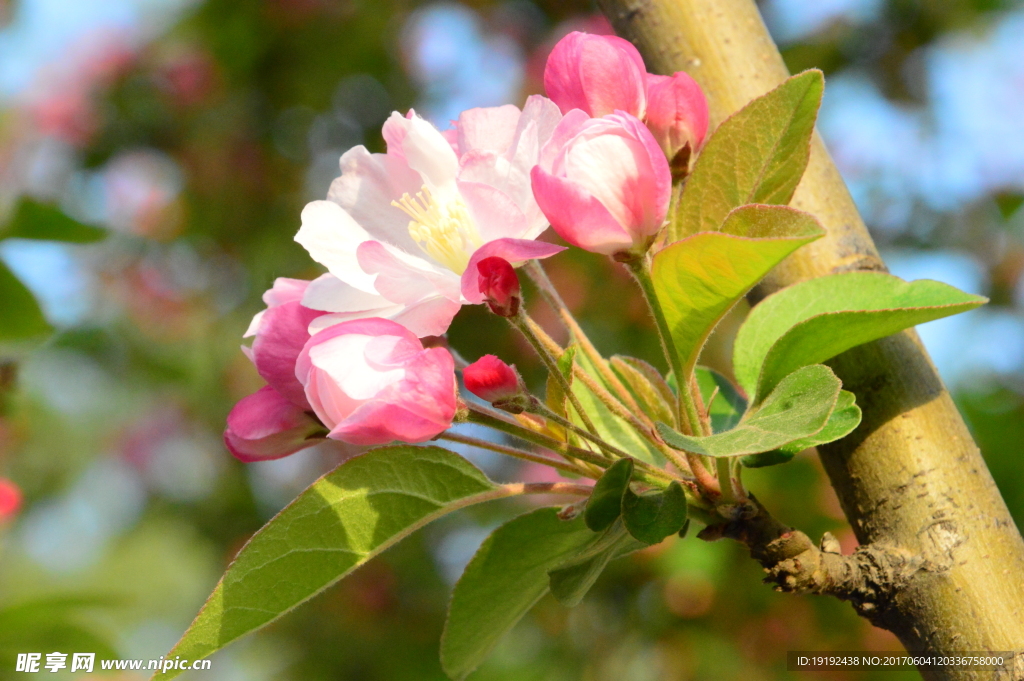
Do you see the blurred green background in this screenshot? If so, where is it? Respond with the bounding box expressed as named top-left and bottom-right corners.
top-left (0, 0), bottom-right (1022, 678)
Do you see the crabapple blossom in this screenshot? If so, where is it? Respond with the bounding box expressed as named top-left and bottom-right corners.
top-left (644, 72), bottom-right (709, 161)
top-left (295, 318), bottom-right (457, 445)
top-left (476, 256), bottom-right (520, 317)
top-left (531, 111), bottom-right (671, 256)
top-left (295, 97), bottom-right (566, 338)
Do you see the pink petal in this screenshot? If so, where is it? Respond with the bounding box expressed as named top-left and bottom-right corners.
top-left (224, 386), bottom-right (327, 462)
top-left (530, 165), bottom-right (634, 256)
top-left (262, 277), bottom-right (310, 307)
top-left (456, 104), bottom-right (522, 156)
top-left (357, 240), bottom-right (462, 304)
top-left (644, 71), bottom-right (710, 158)
top-left (295, 316), bottom-right (421, 385)
top-left (458, 179), bottom-right (529, 242)
top-left (543, 32), bottom-right (647, 118)
top-left (252, 301), bottom-right (325, 409)
top-left (460, 237), bottom-right (566, 303)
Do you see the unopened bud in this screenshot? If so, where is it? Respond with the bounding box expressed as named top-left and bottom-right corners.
top-left (463, 355), bottom-right (525, 411)
top-left (477, 257), bottom-right (520, 317)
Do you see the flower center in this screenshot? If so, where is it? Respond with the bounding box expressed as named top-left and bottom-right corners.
top-left (392, 185), bottom-right (481, 274)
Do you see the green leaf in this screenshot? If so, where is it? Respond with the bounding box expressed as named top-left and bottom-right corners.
top-left (546, 345), bottom-right (578, 439)
top-left (657, 365), bottom-right (841, 457)
top-left (573, 348), bottom-right (664, 465)
top-left (1, 197), bottom-right (106, 243)
top-left (0, 260), bottom-right (52, 341)
top-left (441, 508), bottom-right (600, 681)
top-left (547, 520), bottom-right (645, 607)
top-left (622, 481), bottom-right (688, 545)
top-left (610, 355), bottom-right (675, 428)
top-left (158, 446), bottom-right (500, 680)
top-left (695, 366), bottom-right (747, 433)
top-left (741, 389), bottom-right (861, 467)
top-left (669, 70), bottom-right (824, 240)
top-left (652, 204), bottom-right (824, 377)
top-left (584, 457), bottom-right (633, 532)
top-left (733, 272), bottom-right (989, 402)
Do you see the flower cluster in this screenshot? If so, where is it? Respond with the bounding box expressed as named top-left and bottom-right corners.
top-left (224, 31), bottom-right (708, 461)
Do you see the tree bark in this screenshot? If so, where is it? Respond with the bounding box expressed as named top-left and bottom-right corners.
top-left (595, 0), bottom-right (1024, 677)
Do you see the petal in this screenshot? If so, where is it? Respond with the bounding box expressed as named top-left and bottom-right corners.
top-left (530, 165), bottom-right (634, 255)
top-left (262, 277), bottom-right (310, 307)
top-left (224, 386), bottom-right (327, 463)
top-left (302, 273), bottom-right (393, 313)
top-left (357, 240), bottom-right (462, 303)
top-left (456, 104), bottom-right (522, 155)
top-left (577, 36), bottom-right (647, 118)
top-left (644, 71), bottom-right (710, 156)
top-left (457, 179), bottom-right (529, 242)
top-left (538, 108), bottom-right (591, 169)
top-left (400, 114), bottom-right (460, 188)
top-left (460, 237), bottom-right (566, 303)
top-left (295, 316), bottom-right (421, 384)
top-left (252, 301), bottom-right (324, 408)
top-left (295, 200), bottom-right (376, 292)
top-left (326, 145), bottom-right (425, 254)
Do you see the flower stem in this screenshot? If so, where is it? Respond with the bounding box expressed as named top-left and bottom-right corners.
top-left (437, 431), bottom-right (588, 478)
top-left (527, 396), bottom-right (631, 460)
top-left (523, 260), bottom-right (643, 414)
top-left (509, 312), bottom-right (600, 437)
top-left (624, 257), bottom-right (704, 437)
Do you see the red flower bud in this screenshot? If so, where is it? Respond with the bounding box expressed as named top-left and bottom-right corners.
top-left (463, 355), bottom-right (521, 404)
top-left (477, 257), bottom-right (520, 317)
top-left (0, 478), bottom-right (23, 522)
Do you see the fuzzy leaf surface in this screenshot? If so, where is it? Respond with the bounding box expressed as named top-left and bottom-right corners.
top-left (156, 446), bottom-right (499, 680)
top-left (622, 481), bottom-right (688, 545)
top-left (669, 70), bottom-right (824, 240)
top-left (657, 365), bottom-right (841, 457)
top-left (733, 272), bottom-right (988, 402)
top-left (740, 390), bottom-right (860, 467)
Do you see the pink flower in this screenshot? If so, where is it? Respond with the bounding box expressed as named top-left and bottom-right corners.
top-left (295, 318), bottom-right (457, 445)
top-left (531, 111), bottom-right (671, 256)
top-left (224, 386), bottom-right (328, 462)
top-left (544, 32), bottom-right (647, 119)
top-left (0, 478), bottom-right (23, 522)
top-left (543, 32), bottom-right (709, 162)
top-left (644, 73), bottom-right (709, 161)
top-left (477, 257), bottom-right (520, 317)
top-left (295, 98), bottom-right (567, 338)
top-left (463, 355), bottom-right (521, 404)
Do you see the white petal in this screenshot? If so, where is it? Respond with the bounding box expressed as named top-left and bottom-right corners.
top-left (301, 273), bottom-right (392, 313)
top-left (401, 115), bottom-right (460, 189)
top-left (295, 201), bottom-right (376, 292)
top-left (243, 309), bottom-right (266, 338)
top-left (326, 146), bottom-right (425, 255)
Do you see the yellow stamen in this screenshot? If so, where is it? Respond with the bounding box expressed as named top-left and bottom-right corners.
top-left (392, 185), bottom-right (481, 274)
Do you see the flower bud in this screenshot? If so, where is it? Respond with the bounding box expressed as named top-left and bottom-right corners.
top-left (224, 385), bottom-right (328, 462)
top-left (544, 32), bottom-right (647, 118)
top-left (531, 111), bottom-right (671, 256)
top-left (463, 355), bottom-right (523, 409)
top-left (644, 72), bottom-right (709, 165)
top-left (0, 478), bottom-right (22, 522)
top-left (477, 257), bottom-right (521, 317)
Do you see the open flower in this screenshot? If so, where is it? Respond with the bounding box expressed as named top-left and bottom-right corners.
top-left (295, 318), bottom-right (457, 445)
top-left (531, 110), bottom-right (671, 256)
top-left (295, 97), bottom-right (567, 338)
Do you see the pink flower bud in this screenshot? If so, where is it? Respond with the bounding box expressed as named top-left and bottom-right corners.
top-left (544, 32), bottom-right (647, 118)
top-left (0, 478), bottom-right (22, 522)
top-left (463, 355), bottom-right (521, 404)
top-left (477, 257), bottom-right (520, 317)
top-left (531, 111), bottom-right (671, 256)
top-left (644, 72), bottom-right (709, 162)
top-left (295, 318), bottom-right (457, 445)
top-left (224, 385), bottom-right (328, 462)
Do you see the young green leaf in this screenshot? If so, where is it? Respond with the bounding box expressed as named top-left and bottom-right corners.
top-left (695, 366), bottom-right (747, 433)
top-left (733, 272), bottom-right (988, 402)
top-left (740, 390), bottom-right (861, 467)
top-left (547, 520), bottom-right (646, 607)
top-left (441, 508), bottom-right (600, 681)
top-left (583, 457), bottom-right (633, 532)
top-left (656, 364), bottom-right (841, 458)
top-left (622, 481), bottom-right (688, 545)
top-left (0, 260), bottom-right (52, 341)
top-left (1, 198), bottom-right (106, 243)
top-left (546, 344), bottom-right (578, 435)
top-left (155, 446), bottom-right (501, 680)
top-left (610, 355), bottom-right (675, 427)
top-left (668, 70), bottom-right (824, 240)
top-left (652, 204), bottom-right (824, 378)
top-left (573, 348), bottom-right (664, 465)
